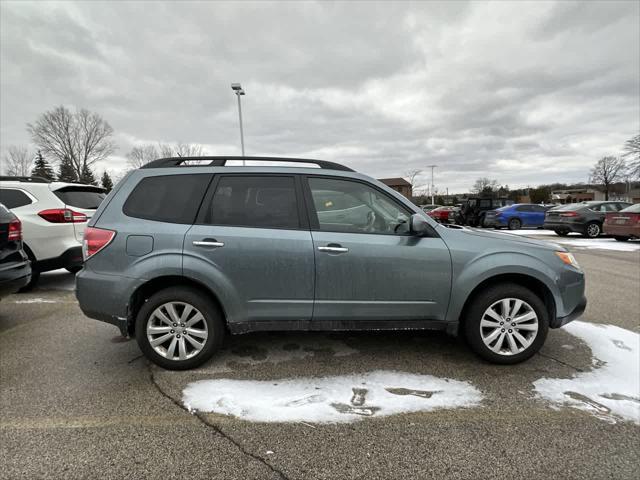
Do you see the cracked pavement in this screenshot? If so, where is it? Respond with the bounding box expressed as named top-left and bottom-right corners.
top-left (1, 244), bottom-right (639, 479)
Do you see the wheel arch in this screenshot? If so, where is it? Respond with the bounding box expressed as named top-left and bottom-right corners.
top-left (456, 273), bottom-right (556, 335)
top-left (127, 275), bottom-right (228, 335)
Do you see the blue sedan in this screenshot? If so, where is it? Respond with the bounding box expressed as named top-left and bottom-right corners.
top-left (484, 204), bottom-right (550, 230)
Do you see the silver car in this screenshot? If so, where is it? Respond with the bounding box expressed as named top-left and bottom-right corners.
top-left (76, 157), bottom-right (586, 370)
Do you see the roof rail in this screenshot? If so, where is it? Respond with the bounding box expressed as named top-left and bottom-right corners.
top-left (140, 156), bottom-right (354, 172)
top-left (0, 176), bottom-right (50, 183)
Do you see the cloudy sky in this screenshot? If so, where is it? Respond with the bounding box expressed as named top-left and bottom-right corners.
top-left (1, 0), bottom-right (638, 193)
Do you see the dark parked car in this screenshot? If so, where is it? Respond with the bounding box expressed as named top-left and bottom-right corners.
top-left (76, 156), bottom-right (586, 370)
top-left (458, 197), bottom-right (514, 227)
top-left (0, 203), bottom-right (31, 299)
top-left (485, 204), bottom-right (551, 230)
top-left (603, 203), bottom-right (640, 241)
top-left (544, 201), bottom-right (632, 238)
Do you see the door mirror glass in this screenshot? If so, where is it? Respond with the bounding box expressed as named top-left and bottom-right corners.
top-left (410, 213), bottom-right (431, 235)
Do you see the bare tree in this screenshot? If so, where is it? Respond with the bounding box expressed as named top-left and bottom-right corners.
top-left (157, 143), bottom-right (175, 158)
top-left (174, 143), bottom-right (205, 157)
top-left (27, 105), bottom-right (117, 179)
top-left (471, 177), bottom-right (499, 194)
top-left (622, 134), bottom-right (640, 179)
top-left (590, 156), bottom-right (626, 200)
top-left (2, 145), bottom-right (32, 176)
top-left (127, 144), bottom-right (159, 169)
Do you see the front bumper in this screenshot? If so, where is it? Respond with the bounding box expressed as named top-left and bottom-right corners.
top-left (551, 295), bottom-right (587, 328)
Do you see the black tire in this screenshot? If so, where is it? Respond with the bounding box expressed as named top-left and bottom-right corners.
top-left (66, 266), bottom-right (82, 274)
top-left (614, 236), bottom-right (630, 242)
top-left (463, 284), bottom-right (549, 365)
top-left (554, 230), bottom-right (569, 236)
top-left (508, 218), bottom-right (522, 230)
top-left (583, 222), bottom-right (601, 238)
top-left (135, 286), bottom-right (225, 370)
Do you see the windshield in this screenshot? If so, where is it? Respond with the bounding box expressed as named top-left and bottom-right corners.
top-left (53, 187), bottom-right (106, 209)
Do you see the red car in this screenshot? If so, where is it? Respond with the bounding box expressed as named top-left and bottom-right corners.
top-left (603, 203), bottom-right (640, 241)
top-left (427, 206), bottom-right (456, 223)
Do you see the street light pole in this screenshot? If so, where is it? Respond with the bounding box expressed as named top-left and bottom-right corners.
top-left (427, 165), bottom-right (438, 205)
top-left (231, 83), bottom-right (246, 164)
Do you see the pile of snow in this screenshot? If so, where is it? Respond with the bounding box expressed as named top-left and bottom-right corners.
top-left (534, 321), bottom-right (640, 424)
top-left (183, 370), bottom-right (483, 423)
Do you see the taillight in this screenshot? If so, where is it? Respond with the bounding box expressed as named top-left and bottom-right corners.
top-left (8, 218), bottom-right (22, 241)
top-left (38, 208), bottom-right (87, 223)
top-left (560, 211), bottom-right (578, 217)
top-left (83, 227), bottom-right (116, 260)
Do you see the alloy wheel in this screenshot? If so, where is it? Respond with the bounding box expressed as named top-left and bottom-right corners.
top-left (586, 223), bottom-right (600, 238)
top-left (146, 301), bottom-right (209, 361)
top-left (479, 298), bottom-right (539, 356)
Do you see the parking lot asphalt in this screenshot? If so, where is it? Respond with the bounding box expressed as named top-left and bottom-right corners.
top-left (1, 233), bottom-right (639, 480)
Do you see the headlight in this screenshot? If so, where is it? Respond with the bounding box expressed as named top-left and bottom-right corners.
top-left (555, 251), bottom-right (580, 269)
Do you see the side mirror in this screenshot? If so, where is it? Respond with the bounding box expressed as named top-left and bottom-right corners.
top-left (410, 213), bottom-right (431, 236)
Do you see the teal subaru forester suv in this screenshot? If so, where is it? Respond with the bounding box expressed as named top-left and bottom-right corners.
top-left (76, 157), bottom-right (586, 370)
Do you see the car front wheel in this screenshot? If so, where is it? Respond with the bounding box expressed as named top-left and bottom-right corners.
top-left (463, 284), bottom-right (549, 364)
top-left (135, 286), bottom-right (225, 370)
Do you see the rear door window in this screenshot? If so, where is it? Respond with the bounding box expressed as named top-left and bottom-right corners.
top-left (123, 174), bottom-right (212, 224)
top-left (53, 187), bottom-right (106, 209)
top-left (203, 175), bottom-right (300, 229)
top-left (0, 188), bottom-right (32, 209)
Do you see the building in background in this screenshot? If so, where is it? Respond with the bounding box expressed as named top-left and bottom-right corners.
top-left (378, 178), bottom-right (412, 198)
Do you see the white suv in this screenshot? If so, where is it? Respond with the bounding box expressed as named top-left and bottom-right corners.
top-left (0, 176), bottom-right (106, 289)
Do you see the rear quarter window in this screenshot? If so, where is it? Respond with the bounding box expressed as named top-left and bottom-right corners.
top-left (0, 188), bottom-right (32, 209)
top-left (53, 187), bottom-right (106, 209)
top-left (123, 174), bottom-right (212, 224)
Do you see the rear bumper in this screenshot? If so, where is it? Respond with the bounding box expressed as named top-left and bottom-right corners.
top-left (603, 224), bottom-right (640, 238)
top-left (76, 267), bottom-right (145, 335)
top-left (551, 295), bottom-right (587, 328)
top-left (0, 260), bottom-right (31, 298)
top-left (35, 246), bottom-right (83, 272)
top-left (543, 221), bottom-right (584, 233)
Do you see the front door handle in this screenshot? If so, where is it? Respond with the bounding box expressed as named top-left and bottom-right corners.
top-left (193, 239), bottom-right (225, 248)
top-left (318, 244), bottom-right (348, 254)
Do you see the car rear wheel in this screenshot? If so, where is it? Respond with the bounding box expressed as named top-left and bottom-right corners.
top-left (584, 222), bottom-right (601, 238)
top-left (463, 284), bottom-right (549, 364)
top-left (554, 230), bottom-right (569, 236)
top-left (508, 218), bottom-right (521, 230)
top-left (614, 236), bottom-right (630, 242)
top-left (135, 286), bottom-right (225, 370)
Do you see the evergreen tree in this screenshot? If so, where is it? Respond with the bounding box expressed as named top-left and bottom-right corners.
top-left (79, 164), bottom-right (98, 185)
top-left (58, 156), bottom-right (78, 182)
top-left (101, 171), bottom-right (114, 192)
top-left (30, 150), bottom-right (56, 180)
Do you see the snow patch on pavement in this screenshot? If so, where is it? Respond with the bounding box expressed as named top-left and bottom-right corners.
top-left (502, 229), bottom-right (640, 251)
top-left (183, 371), bottom-right (483, 423)
top-left (13, 298), bottom-right (58, 304)
top-left (534, 321), bottom-right (640, 424)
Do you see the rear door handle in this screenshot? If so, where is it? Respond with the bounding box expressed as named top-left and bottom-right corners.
top-left (193, 239), bottom-right (225, 248)
top-left (318, 244), bottom-right (348, 254)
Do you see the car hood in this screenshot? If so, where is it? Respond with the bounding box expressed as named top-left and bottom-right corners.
top-left (439, 225), bottom-right (566, 252)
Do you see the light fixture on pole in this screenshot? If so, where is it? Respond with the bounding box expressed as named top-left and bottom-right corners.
top-left (427, 164), bottom-right (438, 205)
top-left (231, 83), bottom-right (246, 164)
